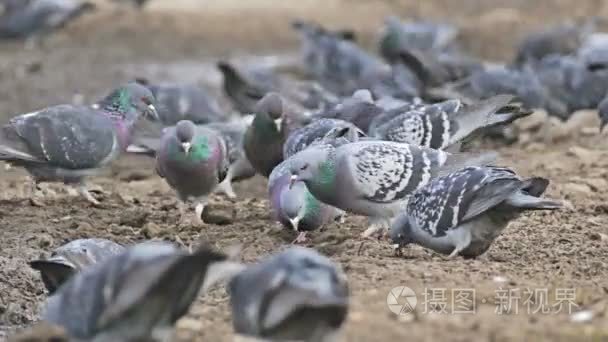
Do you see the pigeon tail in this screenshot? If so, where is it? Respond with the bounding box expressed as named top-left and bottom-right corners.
top-left (439, 151), bottom-right (498, 177)
top-left (505, 177), bottom-right (562, 210)
top-left (450, 94), bottom-right (533, 144)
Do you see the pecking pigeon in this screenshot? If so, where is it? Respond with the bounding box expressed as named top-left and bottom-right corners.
top-left (30, 238), bottom-right (125, 295)
top-left (243, 93), bottom-right (286, 177)
top-left (156, 120), bottom-right (229, 225)
top-left (287, 141), bottom-right (497, 237)
top-left (229, 246), bottom-right (349, 342)
top-left (0, 82), bottom-right (157, 205)
top-left (314, 89), bottom-right (385, 132)
top-left (0, 0), bottom-right (96, 40)
top-left (43, 241), bottom-right (244, 341)
top-left (134, 78), bottom-right (226, 125)
top-left (390, 166), bottom-right (562, 258)
top-left (269, 159), bottom-right (343, 243)
top-left (372, 95), bottom-right (532, 149)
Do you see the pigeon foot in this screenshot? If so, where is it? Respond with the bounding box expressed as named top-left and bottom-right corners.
top-left (291, 232), bottom-right (308, 244)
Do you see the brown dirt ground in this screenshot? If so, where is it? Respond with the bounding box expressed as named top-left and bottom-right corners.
top-left (1, 0), bottom-right (608, 341)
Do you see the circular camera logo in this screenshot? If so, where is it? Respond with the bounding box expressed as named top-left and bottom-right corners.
top-left (387, 286), bottom-right (417, 315)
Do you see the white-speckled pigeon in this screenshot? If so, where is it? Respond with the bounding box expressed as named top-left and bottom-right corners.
top-left (229, 246), bottom-right (348, 341)
top-left (134, 78), bottom-right (226, 125)
top-left (0, 0), bottom-right (96, 40)
top-left (283, 118), bottom-right (362, 158)
top-left (269, 158), bottom-right (343, 243)
top-left (43, 241), bottom-right (244, 341)
top-left (287, 141), bottom-right (497, 237)
top-left (30, 238), bottom-right (125, 294)
top-left (372, 95), bottom-right (532, 149)
top-left (156, 120), bottom-right (229, 225)
top-left (390, 166), bottom-right (562, 258)
top-left (0, 82), bottom-right (157, 205)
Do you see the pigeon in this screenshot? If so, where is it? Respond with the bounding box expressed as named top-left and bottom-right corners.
top-left (514, 20), bottom-right (595, 65)
top-left (390, 166), bottom-right (562, 258)
top-left (372, 95), bottom-right (532, 149)
top-left (217, 60), bottom-right (333, 115)
top-left (30, 238), bottom-right (125, 295)
top-left (287, 141), bottom-right (497, 237)
top-left (0, 0), bottom-right (96, 40)
top-left (0, 82), bottom-right (157, 205)
top-left (378, 16), bottom-right (459, 63)
top-left (134, 78), bottom-right (226, 125)
top-left (283, 118), bottom-right (362, 158)
top-left (156, 120), bottom-right (229, 225)
top-left (243, 93), bottom-right (287, 177)
top-left (428, 66), bottom-right (561, 117)
top-left (291, 20), bottom-right (384, 96)
top-left (269, 158), bottom-right (343, 243)
top-left (531, 54), bottom-right (608, 119)
top-left (43, 241), bottom-right (244, 341)
top-left (314, 89), bottom-right (385, 132)
top-left (579, 33), bottom-right (608, 70)
top-left (367, 98), bottom-right (427, 135)
top-left (229, 246), bottom-right (349, 342)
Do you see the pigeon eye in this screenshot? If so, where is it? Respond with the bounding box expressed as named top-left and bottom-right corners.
top-left (300, 164), bottom-right (309, 171)
top-left (141, 96), bottom-right (151, 105)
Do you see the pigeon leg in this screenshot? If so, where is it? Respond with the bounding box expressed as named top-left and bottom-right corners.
top-left (217, 178), bottom-right (237, 199)
top-left (446, 228), bottom-right (472, 259)
top-left (292, 232), bottom-right (308, 244)
top-left (194, 201), bottom-right (207, 226)
top-left (78, 184), bottom-right (100, 206)
top-left (178, 202), bottom-right (191, 225)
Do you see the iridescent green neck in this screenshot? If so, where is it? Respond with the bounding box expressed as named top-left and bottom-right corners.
top-left (252, 113), bottom-right (281, 141)
top-left (103, 88), bottom-right (132, 115)
top-left (303, 189), bottom-right (321, 216)
top-left (170, 136), bottom-right (211, 162)
top-left (308, 159), bottom-right (336, 196)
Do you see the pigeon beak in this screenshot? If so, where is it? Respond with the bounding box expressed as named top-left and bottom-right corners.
top-left (289, 175), bottom-right (298, 188)
top-left (274, 118), bottom-right (283, 131)
top-left (289, 217), bottom-right (300, 232)
top-left (145, 104), bottom-right (159, 120)
top-left (181, 142), bottom-right (192, 154)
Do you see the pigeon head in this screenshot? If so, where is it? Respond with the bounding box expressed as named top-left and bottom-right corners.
top-left (287, 146), bottom-right (333, 189)
top-left (100, 82), bottom-right (158, 122)
top-left (280, 182), bottom-right (320, 232)
top-left (255, 92), bottom-right (283, 120)
top-left (389, 214), bottom-right (415, 251)
top-left (175, 120), bottom-right (196, 154)
top-left (282, 247), bottom-right (349, 304)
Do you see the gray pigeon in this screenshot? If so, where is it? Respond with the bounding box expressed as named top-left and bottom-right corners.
top-left (269, 158), bottom-right (343, 243)
top-left (390, 166), bottom-right (562, 258)
top-left (283, 118), bottom-right (362, 158)
top-left (313, 89), bottom-right (385, 132)
top-left (291, 20), bottom-right (384, 96)
top-left (378, 16), bottom-right (459, 63)
top-left (514, 20), bottom-right (595, 65)
top-left (43, 241), bottom-right (244, 341)
top-left (229, 246), bottom-right (349, 342)
top-left (110, 0), bottom-right (151, 8)
top-left (0, 0), bottom-right (96, 40)
top-left (29, 238), bottom-right (125, 294)
top-left (243, 93), bottom-right (287, 177)
top-left (217, 60), bottom-right (336, 115)
top-left (156, 120), bottom-right (229, 225)
top-left (287, 141), bottom-right (496, 237)
top-left (372, 95), bottom-right (532, 149)
top-left (0, 82), bottom-right (157, 205)
top-left (134, 78), bottom-right (226, 125)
